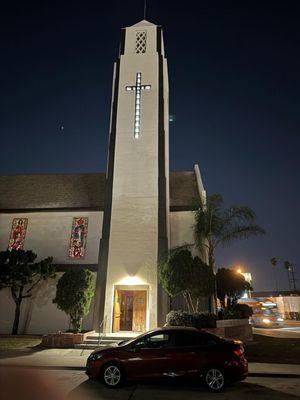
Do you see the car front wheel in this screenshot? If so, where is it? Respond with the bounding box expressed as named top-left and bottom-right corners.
top-left (102, 363), bottom-right (124, 388)
top-left (204, 368), bottom-right (225, 392)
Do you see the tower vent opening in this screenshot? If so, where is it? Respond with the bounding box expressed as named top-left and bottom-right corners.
top-left (135, 31), bottom-right (147, 54)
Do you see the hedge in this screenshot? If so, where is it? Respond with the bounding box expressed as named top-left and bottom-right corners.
top-left (166, 310), bottom-right (217, 329)
top-left (223, 303), bottom-right (253, 320)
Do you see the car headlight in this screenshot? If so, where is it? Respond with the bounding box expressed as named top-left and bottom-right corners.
top-left (262, 318), bottom-right (270, 324)
top-left (88, 353), bottom-right (103, 361)
top-left (277, 318), bottom-right (284, 322)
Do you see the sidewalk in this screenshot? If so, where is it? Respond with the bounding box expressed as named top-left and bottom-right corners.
top-left (0, 348), bottom-right (91, 369)
top-left (0, 348), bottom-right (300, 376)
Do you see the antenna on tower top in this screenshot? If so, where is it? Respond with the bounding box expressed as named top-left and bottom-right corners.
top-left (144, 0), bottom-right (147, 19)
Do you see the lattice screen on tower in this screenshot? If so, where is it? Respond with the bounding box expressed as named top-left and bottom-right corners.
top-left (135, 31), bottom-right (147, 54)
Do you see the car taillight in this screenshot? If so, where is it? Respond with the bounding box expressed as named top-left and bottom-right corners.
top-left (233, 346), bottom-right (244, 358)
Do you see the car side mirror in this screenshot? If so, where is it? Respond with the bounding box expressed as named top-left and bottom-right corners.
top-left (134, 342), bottom-right (145, 351)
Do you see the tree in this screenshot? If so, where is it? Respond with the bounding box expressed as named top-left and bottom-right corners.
top-left (0, 249), bottom-right (55, 334)
top-left (270, 257), bottom-right (279, 292)
top-left (53, 269), bottom-right (95, 333)
top-left (158, 248), bottom-right (215, 313)
top-left (194, 194), bottom-right (265, 273)
top-left (216, 268), bottom-right (252, 308)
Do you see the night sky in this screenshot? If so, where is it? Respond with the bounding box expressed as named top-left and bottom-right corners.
top-left (1, 1), bottom-right (299, 291)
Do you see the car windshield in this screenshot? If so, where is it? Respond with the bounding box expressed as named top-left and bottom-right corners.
top-left (118, 331), bottom-right (150, 346)
top-left (263, 308), bottom-right (280, 317)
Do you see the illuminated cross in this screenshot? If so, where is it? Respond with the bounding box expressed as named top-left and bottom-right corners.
top-left (125, 72), bottom-right (151, 138)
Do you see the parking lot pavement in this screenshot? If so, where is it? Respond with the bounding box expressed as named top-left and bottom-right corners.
top-left (28, 369), bottom-right (300, 400)
top-left (247, 377), bottom-right (300, 398)
top-left (253, 327), bottom-right (300, 338)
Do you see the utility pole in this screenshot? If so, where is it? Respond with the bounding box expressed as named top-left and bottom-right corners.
top-left (290, 264), bottom-right (297, 292)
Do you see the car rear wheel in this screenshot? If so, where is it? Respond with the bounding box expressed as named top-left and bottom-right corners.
top-left (204, 368), bottom-right (225, 392)
top-left (102, 363), bottom-right (124, 388)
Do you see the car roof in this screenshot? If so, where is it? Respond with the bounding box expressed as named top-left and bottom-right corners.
top-left (153, 326), bottom-right (200, 332)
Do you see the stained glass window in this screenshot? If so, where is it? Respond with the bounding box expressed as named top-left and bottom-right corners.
top-left (69, 217), bottom-right (88, 259)
top-left (8, 218), bottom-right (28, 250)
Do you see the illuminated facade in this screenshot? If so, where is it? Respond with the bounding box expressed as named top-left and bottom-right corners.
top-left (93, 20), bottom-right (170, 333)
top-left (0, 20), bottom-right (206, 335)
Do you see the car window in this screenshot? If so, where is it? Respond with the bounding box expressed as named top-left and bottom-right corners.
top-left (198, 334), bottom-right (217, 347)
top-left (174, 331), bottom-right (216, 347)
top-left (134, 333), bottom-right (171, 349)
top-left (263, 310), bottom-right (272, 316)
top-left (174, 331), bottom-right (200, 347)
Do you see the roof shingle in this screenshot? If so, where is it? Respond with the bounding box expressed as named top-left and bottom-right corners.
top-left (0, 171), bottom-right (199, 212)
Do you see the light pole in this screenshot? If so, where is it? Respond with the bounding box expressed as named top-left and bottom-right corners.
top-left (284, 261), bottom-right (297, 292)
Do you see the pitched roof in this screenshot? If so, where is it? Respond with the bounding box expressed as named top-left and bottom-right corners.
top-left (169, 171), bottom-right (200, 211)
top-left (0, 171), bottom-right (200, 212)
top-left (131, 20), bottom-right (156, 27)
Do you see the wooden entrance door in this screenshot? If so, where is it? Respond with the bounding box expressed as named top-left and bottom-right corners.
top-left (132, 290), bottom-right (147, 332)
top-left (113, 289), bottom-right (147, 332)
top-left (120, 291), bottom-right (134, 331)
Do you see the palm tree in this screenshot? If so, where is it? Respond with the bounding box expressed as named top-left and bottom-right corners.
top-left (194, 194), bottom-right (266, 273)
top-left (270, 257), bottom-right (279, 292)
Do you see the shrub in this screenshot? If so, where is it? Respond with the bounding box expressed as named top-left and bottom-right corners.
top-left (166, 310), bottom-right (217, 329)
top-left (223, 303), bottom-right (253, 320)
top-left (53, 269), bottom-right (95, 333)
top-left (159, 248), bottom-right (215, 313)
top-left (216, 268), bottom-right (253, 308)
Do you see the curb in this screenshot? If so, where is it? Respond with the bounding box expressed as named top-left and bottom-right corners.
top-left (0, 365), bottom-right (85, 371)
top-left (248, 372), bottom-right (300, 379)
top-left (1, 364), bottom-right (300, 378)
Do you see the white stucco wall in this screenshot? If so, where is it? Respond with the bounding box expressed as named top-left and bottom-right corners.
top-left (0, 272), bottom-right (96, 334)
top-left (0, 211), bottom-right (101, 334)
top-left (272, 296), bottom-right (300, 316)
top-left (0, 211), bottom-right (103, 263)
top-left (0, 286), bottom-right (28, 334)
top-left (170, 211), bottom-right (195, 248)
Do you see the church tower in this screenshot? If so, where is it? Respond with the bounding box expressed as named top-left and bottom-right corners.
top-left (93, 20), bottom-right (169, 333)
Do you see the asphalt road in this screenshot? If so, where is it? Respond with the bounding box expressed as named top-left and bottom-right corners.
top-left (9, 369), bottom-right (298, 400)
top-left (253, 327), bottom-right (300, 338)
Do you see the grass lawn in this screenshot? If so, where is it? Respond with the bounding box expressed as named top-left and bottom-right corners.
top-left (0, 337), bottom-right (41, 352)
top-left (245, 334), bottom-right (300, 364)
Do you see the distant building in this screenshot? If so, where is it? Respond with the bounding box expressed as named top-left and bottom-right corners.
top-left (252, 291), bottom-right (300, 319)
top-left (238, 271), bottom-right (252, 298)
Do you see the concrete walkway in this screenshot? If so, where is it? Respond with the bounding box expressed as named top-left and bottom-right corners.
top-left (0, 348), bottom-right (299, 377)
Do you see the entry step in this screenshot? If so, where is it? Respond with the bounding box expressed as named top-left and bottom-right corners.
top-left (75, 333), bottom-right (139, 349)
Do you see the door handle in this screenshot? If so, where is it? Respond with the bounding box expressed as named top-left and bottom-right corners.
top-left (158, 353), bottom-right (167, 357)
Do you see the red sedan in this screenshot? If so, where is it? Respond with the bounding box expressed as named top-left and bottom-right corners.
top-left (86, 327), bottom-right (248, 392)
